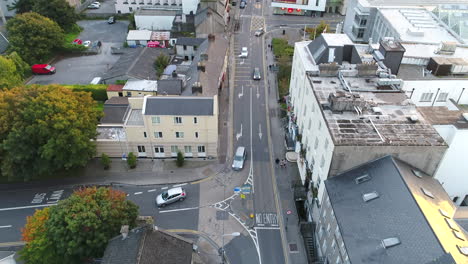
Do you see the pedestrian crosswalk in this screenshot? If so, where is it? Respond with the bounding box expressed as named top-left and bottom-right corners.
top-left (250, 16), bottom-right (265, 32)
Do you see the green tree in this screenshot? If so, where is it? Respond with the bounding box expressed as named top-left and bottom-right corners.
top-left (307, 21), bottom-right (331, 40)
top-left (7, 12), bottom-right (64, 64)
top-left (9, 0), bottom-right (34, 13)
top-left (6, 51), bottom-right (31, 79)
top-left (154, 54), bottom-right (170, 78)
top-left (127, 152), bottom-right (137, 169)
top-left (176, 150), bottom-right (185, 167)
top-left (101, 153), bottom-right (111, 170)
top-left (0, 56), bottom-right (23, 89)
top-left (32, 0), bottom-right (77, 31)
top-left (21, 187), bottom-right (138, 264)
top-left (0, 85), bottom-right (102, 181)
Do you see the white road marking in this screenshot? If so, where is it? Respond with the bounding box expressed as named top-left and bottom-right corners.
top-left (238, 85), bottom-right (244, 98)
top-left (161, 187), bottom-right (168, 190)
top-left (256, 85), bottom-right (260, 99)
top-left (236, 123), bottom-right (243, 141)
top-left (0, 225), bottom-right (12, 228)
top-left (134, 192), bottom-right (143, 195)
top-left (148, 189), bottom-right (157, 192)
top-left (172, 183), bottom-right (187, 188)
top-left (158, 207), bottom-right (199, 213)
top-left (0, 203), bottom-right (57, 212)
top-left (255, 226), bottom-right (281, 230)
top-left (258, 123), bottom-right (263, 140)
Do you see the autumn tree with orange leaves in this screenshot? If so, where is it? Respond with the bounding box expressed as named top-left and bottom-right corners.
top-left (20, 187), bottom-right (138, 264)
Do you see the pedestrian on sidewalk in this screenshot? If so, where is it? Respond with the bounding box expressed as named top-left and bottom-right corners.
top-left (281, 159), bottom-right (287, 168)
top-left (275, 158), bottom-right (280, 167)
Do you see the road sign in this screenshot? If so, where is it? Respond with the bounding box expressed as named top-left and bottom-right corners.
top-left (234, 187), bottom-right (241, 194)
top-left (241, 184), bottom-right (252, 194)
top-left (240, 194), bottom-right (246, 199)
top-left (286, 210), bottom-right (292, 215)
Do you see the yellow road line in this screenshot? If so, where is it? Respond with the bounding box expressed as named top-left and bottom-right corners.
top-left (191, 175), bottom-right (214, 185)
top-left (166, 229), bottom-right (201, 234)
top-left (0, 241), bottom-right (25, 247)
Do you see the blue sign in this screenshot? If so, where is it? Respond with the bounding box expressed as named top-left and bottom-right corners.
top-left (241, 184), bottom-right (252, 194)
top-left (234, 187), bottom-right (241, 194)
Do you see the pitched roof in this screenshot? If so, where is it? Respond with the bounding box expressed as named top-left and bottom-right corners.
top-left (325, 156), bottom-right (451, 264)
top-left (107, 84), bottom-right (124, 91)
top-left (143, 96), bottom-right (213, 116)
top-left (127, 30), bottom-right (153, 41)
top-left (157, 79), bottom-right (182, 95)
top-left (176, 37), bottom-right (206, 46)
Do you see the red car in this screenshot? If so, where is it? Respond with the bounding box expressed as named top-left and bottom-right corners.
top-left (31, 64), bottom-right (56, 75)
top-left (73, 39), bottom-right (83, 45)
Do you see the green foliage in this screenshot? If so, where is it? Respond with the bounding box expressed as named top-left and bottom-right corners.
top-left (60, 42), bottom-right (88, 53)
top-left (176, 151), bottom-right (185, 167)
top-left (307, 21), bottom-right (331, 40)
top-left (62, 84), bottom-right (108, 101)
top-left (128, 12), bottom-right (136, 30)
top-left (63, 24), bottom-right (83, 44)
top-left (115, 80), bottom-right (128, 85)
top-left (0, 85), bottom-right (102, 181)
top-left (271, 38), bottom-right (294, 58)
top-left (127, 152), bottom-right (137, 169)
top-left (8, 0), bottom-right (33, 13)
top-left (154, 54), bottom-right (170, 78)
top-left (7, 12), bottom-right (64, 64)
top-left (6, 51), bottom-right (31, 79)
top-left (0, 56), bottom-right (23, 90)
top-left (21, 187), bottom-right (139, 264)
top-left (101, 153), bottom-right (111, 170)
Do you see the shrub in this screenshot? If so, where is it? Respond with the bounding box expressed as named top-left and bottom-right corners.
top-left (127, 152), bottom-right (137, 169)
top-left (176, 151), bottom-right (184, 167)
top-left (62, 84), bottom-right (108, 101)
top-left (101, 153), bottom-right (111, 170)
top-left (60, 42), bottom-right (87, 53)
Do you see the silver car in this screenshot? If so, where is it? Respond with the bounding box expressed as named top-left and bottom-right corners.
top-left (156, 187), bottom-right (186, 207)
top-left (253, 67), bottom-right (261, 80)
top-left (232, 146), bottom-right (247, 171)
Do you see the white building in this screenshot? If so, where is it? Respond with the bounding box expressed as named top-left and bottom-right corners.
top-left (115, 0), bottom-right (199, 14)
top-left (175, 37), bottom-right (206, 61)
top-left (270, 0), bottom-right (326, 16)
top-left (134, 9), bottom-right (179, 31)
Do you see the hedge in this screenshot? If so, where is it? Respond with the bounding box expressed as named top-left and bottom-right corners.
top-left (63, 84), bottom-right (108, 101)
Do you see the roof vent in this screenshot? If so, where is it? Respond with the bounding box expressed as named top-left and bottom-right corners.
top-left (362, 191), bottom-right (379, 202)
top-left (445, 218), bottom-right (460, 231)
top-left (421, 188), bottom-right (435, 199)
top-left (439, 208), bottom-right (450, 218)
top-left (381, 237), bottom-right (400, 248)
top-left (453, 230), bottom-right (465, 241)
top-left (408, 115), bottom-right (419, 123)
top-left (412, 169), bottom-right (423, 178)
top-left (457, 245), bottom-right (468, 256)
top-left (355, 174), bottom-right (371, 184)
top-left (372, 107), bottom-right (383, 115)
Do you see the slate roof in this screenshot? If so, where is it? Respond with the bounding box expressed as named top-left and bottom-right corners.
top-left (101, 225), bottom-right (193, 264)
top-left (157, 79), bottom-right (182, 95)
top-left (0, 32), bottom-right (9, 54)
top-left (325, 156), bottom-right (452, 264)
top-left (101, 99), bottom-right (129, 124)
top-left (102, 48), bottom-right (171, 81)
top-left (176, 37), bottom-right (206, 46)
top-left (144, 97), bottom-right (213, 116)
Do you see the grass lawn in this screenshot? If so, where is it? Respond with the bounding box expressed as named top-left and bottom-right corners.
top-left (95, 101), bottom-right (104, 112)
top-left (64, 24), bottom-right (83, 44)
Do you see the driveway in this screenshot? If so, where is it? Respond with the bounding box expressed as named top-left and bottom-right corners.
top-left (28, 20), bottom-right (129, 85)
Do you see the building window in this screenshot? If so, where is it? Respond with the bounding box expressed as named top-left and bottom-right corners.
top-left (420, 93), bottom-right (434, 102)
top-left (126, 91), bottom-right (132, 97)
top-left (303, 106), bottom-right (307, 116)
top-left (315, 0), bottom-right (319, 6)
top-left (357, 28), bottom-right (365, 38)
top-left (143, 132), bottom-right (147, 138)
top-left (195, 132), bottom-right (199, 138)
top-left (137, 145), bottom-right (146, 152)
top-left (314, 137), bottom-right (319, 150)
top-left (320, 155), bottom-right (325, 168)
top-left (184, 146), bottom-right (192, 153)
top-left (175, 132), bottom-right (184, 138)
top-left (324, 139), bottom-right (329, 150)
top-left (437, 92), bottom-right (449, 102)
top-left (193, 117), bottom-right (198, 124)
top-left (171, 145), bottom-right (178, 153)
top-left (118, 92), bottom-right (123, 97)
top-left (174, 117), bottom-right (182, 124)
top-left (194, 45), bottom-right (198, 51)
top-left (308, 119), bottom-right (312, 130)
top-left (360, 19), bottom-right (367, 26)
top-left (129, 7), bottom-right (133, 11)
top-left (183, 45), bottom-right (187, 50)
top-left (152, 116), bottom-right (160, 124)
top-left (198, 145), bottom-right (206, 153)
top-left (155, 146), bottom-right (164, 154)
top-left (154, 132), bottom-right (163, 138)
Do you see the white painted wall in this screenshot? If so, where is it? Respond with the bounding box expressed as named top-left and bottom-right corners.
top-left (176, 45), bottom-right (196, 60)
top-left (434, 125), bottom-right (468, 206)
top-left (402, 80), bottom-right (468, 107)
top-left (271, 0), bottom-right (326, 12)
top-left (115, 0), bottom-right (185, 14)
top-left (135, 15), bottom-right (174, 30)
top-left (182, 0), bottom-right (199, 14)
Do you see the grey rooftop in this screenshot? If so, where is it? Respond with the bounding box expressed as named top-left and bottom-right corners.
top-left (176, 37), bottom-right (206, 47)
top-left (144, 96), bottom-right (214, 116)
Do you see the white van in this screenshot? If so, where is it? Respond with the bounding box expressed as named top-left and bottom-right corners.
top-left (232, 146), bottom-right (247, 171)
top-left (90, 77), bottom-right (102, 85)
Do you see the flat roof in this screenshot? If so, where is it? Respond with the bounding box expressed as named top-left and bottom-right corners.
top-left (401, 43), bottom-right (468, 59)
top-left (307, 73), bottom-right (446, 146)
top-left (127, 30), bottom-right (153, 41)
top-left (417, 105), bottom-right (468, 129)
top-left (144, 96), bottom-right (214, 116)
top-left (96, 127), bottom-right (127, 140)
top-left (321, 33), bottom-right (354, 46)
top-left (135, 8), bottom-right (180, 16)
top-left (123, 80), bottom-right (158, 92)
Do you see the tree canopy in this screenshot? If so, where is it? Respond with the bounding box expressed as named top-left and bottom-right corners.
top-left (0, 56), bottom-right (23, 89)
top-left (0, 85), bottom-right (102, 181)
top-left (7, 12), bottom-right (64, 64)
top-left (20, 187), bottom-right (139, 264)
top-left (10, 0), bottom-right (77, 31)
top-left (306, 21), bottom-right (332, 40)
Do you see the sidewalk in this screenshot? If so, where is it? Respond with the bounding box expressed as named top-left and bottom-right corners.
top-left (0, 158), bottom-right (226, 191)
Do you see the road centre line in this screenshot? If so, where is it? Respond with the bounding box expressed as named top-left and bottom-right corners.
top-left (172, 183), bottom-right (187, 188)
top-left (161, 186), bottom-right (168, 190)
top-left (134, 192), bottom-right (143, 195)
top-left (148, 189), bottom-right (156, 192)
top-left (0, 203), bottom-right (57, 212)
top-left (255, 226), bottom-right (281, 230)
top-left (0, 225), bottom-right (12, 228)
top-left (158, 207), bottom-right (199, 213)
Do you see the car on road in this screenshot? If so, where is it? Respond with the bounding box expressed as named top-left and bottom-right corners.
top-left (232, 146), bottom-right (247, 171)
top-left (31, 64), bottom-right (56, 75)
top-left (156, 187), bottom-right (186, 207)
top-left (92, 1), bottom-right (101, 6)
top-left (83, 40), bottom-right (92, 47)
top-left (239, 47), bottom-right (248, 58)
top-left (87, 3), bottom-right (99, 9)
top-left (255, 28), bottom-right (264, 37)
top-left (239, 1), bottom-right (246, 8)
top-left (108, 16), bottom-right (116, 24)
top-left (253, 67), bottom-right (261, 80)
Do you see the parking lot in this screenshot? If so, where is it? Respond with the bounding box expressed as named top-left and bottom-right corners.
top-left (29, 20), bottom-right (129, 85)
top-left (85, 0), bottom-right (116, 14)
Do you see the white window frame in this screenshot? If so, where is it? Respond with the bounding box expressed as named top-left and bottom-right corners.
top-left (184, 146), bottom-right (192, 153)
top-left (174, 116), bottom-right (183, 124)
top-left (195, 132), bottom-right (199, 138)
top-left (437, 92), bottom-right (449, 102)
top-left (193, 117), bottom-right (198, 124)
top-left (151, 116), bottom-right (160, 124)
top-left (175, 132), bottom-right (184, 138)
top-left (420, 92), bottom-right (433, 102)
top-left (154, 132), bottom-right (163, 138)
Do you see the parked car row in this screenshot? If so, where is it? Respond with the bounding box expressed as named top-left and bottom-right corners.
top-left (87, 1), bottom-right (101, 9)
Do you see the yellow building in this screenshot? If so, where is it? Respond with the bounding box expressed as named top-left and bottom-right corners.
top-left (106, 79), bottom-right (183, 99)
top-left (96, 95), bottom-right (218, 159)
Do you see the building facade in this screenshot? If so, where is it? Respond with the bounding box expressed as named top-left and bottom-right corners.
top-left (115, 0), bottom-right (199, 14)
top-left (270, 0), bottom-right (326, 16)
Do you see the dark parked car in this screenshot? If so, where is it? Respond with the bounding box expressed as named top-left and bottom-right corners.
top-left (253, 67), bottom-right (261, 80)
top-left (108, 16), bottom-right (115, 24)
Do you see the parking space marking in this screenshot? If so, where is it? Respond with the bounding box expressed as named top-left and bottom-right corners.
top-left (148, 189), bottom-right (157, 192)
top-left (158, 207), bottom-right (199, 213)
top-left (0, 225), bottom-right (12, 228)
top-left (161, 187), bottom-right (169, 190)
top-left (134, 192), bottom-right (143, 195)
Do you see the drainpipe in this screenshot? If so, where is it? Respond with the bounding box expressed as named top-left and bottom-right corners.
top-left (432, 88), bottom-right (440, 106)
top-left (410, 88), bottom-right (415, 99)
top-left (457, 88), bottom-right (465, 104)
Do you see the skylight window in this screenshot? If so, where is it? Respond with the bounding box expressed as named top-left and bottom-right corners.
top-left (457, 245), bottom-right (468, 256)
top-left (381, 237), bottom-right (400, 249)
top-left (362, 191), bottom-right (379, 202)
top-left (355, 174), bottom-right (371, 184)
top-left (421, 188), bottom-right (435, 199)
top-left (438, 208), bottom-right (450, 218)
top-left (412, 169), bottom-right (423, 178)
top-left (453, 230), bottom-right (465, 241)
top-left (445, 218), bottom-right (459, 232)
